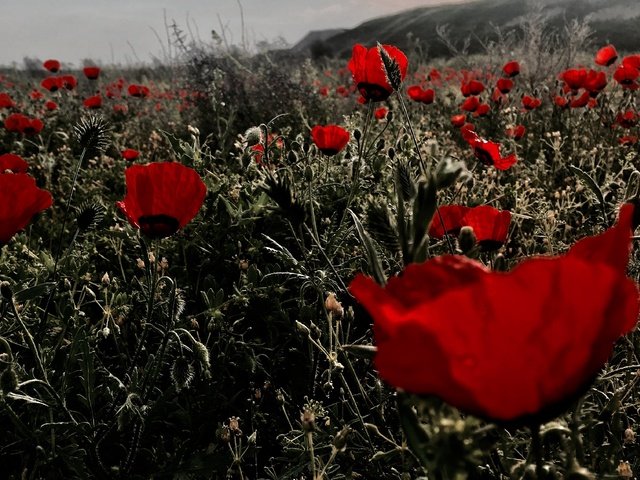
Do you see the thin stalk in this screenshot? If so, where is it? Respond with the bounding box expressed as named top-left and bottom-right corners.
top-left (530, 423), bottom-right (544, 477)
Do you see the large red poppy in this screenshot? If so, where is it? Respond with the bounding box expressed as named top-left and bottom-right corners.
top-left (560, 68), bottom-right (587, 91)
top-left (350, 203), bottom-right (639, 423)
top-left (496, 78), bottom-right (513, 94)
top-left (311, 125), bottom-right (350, 156)
top-left (0, 173), bottom-right (52, 245)
top-left (347, 44), bottom-right (408, 102)
top-left (0, 154), bottom-right (28, 173)
top-left (429, 205), bottom-right (511, 250)
top-left (116, 162), bottom-right (206, 239)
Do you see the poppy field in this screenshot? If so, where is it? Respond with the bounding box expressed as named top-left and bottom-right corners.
top-left (3, 23), bottom-right (640, 480)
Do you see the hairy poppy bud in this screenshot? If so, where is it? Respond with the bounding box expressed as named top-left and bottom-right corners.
top-left (0, 281), bottom-right (12, 300)
top-left (458, 226), bottom-right (477, 254)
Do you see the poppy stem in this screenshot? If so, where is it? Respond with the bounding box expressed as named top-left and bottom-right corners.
top-left (530, 423), bottom-right (544, 477)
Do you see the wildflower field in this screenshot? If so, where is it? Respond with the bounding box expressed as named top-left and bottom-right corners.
top-left (3, 17), bottom-right (640, 480)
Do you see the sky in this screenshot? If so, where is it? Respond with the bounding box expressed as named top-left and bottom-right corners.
top-left (0, 0), bottom-right (469, 66)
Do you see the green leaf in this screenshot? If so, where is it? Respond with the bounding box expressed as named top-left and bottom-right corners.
top-left (13, 282), bottom-right (57, 303)
top-left (348, 209), bottom-right (386, 285)
top-left (411, 174), bottom-right (437, 263)
top-left (570, 165), bottom-right (606, 220)
top-left (5, 392), bottom-right (50, 407)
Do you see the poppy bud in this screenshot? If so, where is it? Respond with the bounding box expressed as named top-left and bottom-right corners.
top-left (244, 127), bottom-right (262, 147)
top-left (376, 138), bottom-right (385, 151)
top-left (353, 129), bottom-right (362, 141)
top-left (300, 408), bottom-right (316, 432)
top-left (287, 150), bottom-right (298, 163)
top-left (0, 365), bottom-right (19, 392)
top-left (458, 226), bottom-right (477, 254)
top-left (193, 341), bottom-right (211, 368)
top-left (386, 110), bottom-right (394, 122)
top-left (388, 147), bottom-right (395, 160)
top-left (325, 293), bottom-right (344, 318)
top-left (332, 425), bottom-right (352, 452)
top-left (0, 281), bottom-right (13, 300)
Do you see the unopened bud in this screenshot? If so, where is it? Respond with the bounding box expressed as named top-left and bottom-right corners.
top-left (324, 293), bottom-right (344, 319)
top-left (101, 272), bottom-right (110, 286)
top-left (332, 425), bottom-right (352, 452)
top-left (458, 226), bottom-right (477, 254)
top-left (353, 129), bottom-right (362, 141)
top-left (244, 127), bottom-right (262, 147)
top-left (376, 138), bottom-right (385, 151)
top-left (0, 282), bottom-right (12, 300)
top-left (301, 408), bottom-right (316, 432)
top-left (287, 150), bottom-right (298, 163)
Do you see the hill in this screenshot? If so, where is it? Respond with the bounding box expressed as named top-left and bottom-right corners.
top-left (293, 0), bottom-right (640, 58)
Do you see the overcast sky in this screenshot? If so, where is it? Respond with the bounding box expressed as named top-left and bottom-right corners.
top-left (0, 0), bottom-right (468, 66)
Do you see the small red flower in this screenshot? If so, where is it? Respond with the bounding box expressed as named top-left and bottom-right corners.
top-left (570, 91), bottom-right (590, 108)
top-left (496, 78), bottom-right (514, 94)
top-left (622, 55), bottom-right (640, 71)
top-left (619, 135), bottom-right (638, 146)
top-left (429, 205), bottom-right (511, 250)
top-left (128, 84), bottom-right (150, 98)
top-left (464, 130), bottom-right (517, 170)
top-left (374, 107), bottom-right (389, 120)
top-left (61, 75), bottom-right (77, 90)
top-left (4, 114), bottom-right (43, 135)
top-left (461, 96), bottom-right (480, 112)
top-left (318, 86), bottom-right (329, 97)
top-left (472, 103), bottom-right (490, 117)
top-left (350, 203), bottom-right (639, 423)
top-left (584, 69), bottom-right (607, 96)
top-left (554, 95), bottom-right (569, 109)
top-left (522, 95), bottom-right (542, 110)
top-left (347, 44), bottom-right (408, 102)
top-left (451, 114), bottom-right (466, 128)
top-left (460, 80), bottom-right (484, 97)
top-left (83, 66), bottom-right (101, 80)
top-left (0, 93), bottom-right (15, 109)
top-left (560, 68), bottom-right (587, 91)
top-left (45, 100), bottom-right (58, 111)
top-left (83, 94), bottom-right (102, 109)
top-left (0, 173), bottom-right (52, 245)
top-left (407, 85), bottom-right (435, 104)
top-left (502, 61), bottom-right (520, 77)
top-left (41, 76), bottom-right (63, 92)
top-left (30, 90), bottom-right (44, 100)
top-left (122, 149), bottom-right (140, 161)
top-left (116, 162), bottom-right (207, 239)
top-left (506, 125), bottom-right (526, 140)
top-left (43, 59), bottom-right (60, 73)
top-left (595, 44), bottom-right (618, 67)
top-left (0, 154), bottom-right (28, 173)
top-left (311, 125), bottom-right (350, 156)
top-left (615, 110), bottom-right (638, 129)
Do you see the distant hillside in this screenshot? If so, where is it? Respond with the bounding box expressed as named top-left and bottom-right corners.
top-left (293, 0), bottom-right (640, 59)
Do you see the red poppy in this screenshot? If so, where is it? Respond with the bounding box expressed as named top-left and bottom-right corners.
top-left (490, 88), bottom-right (506, 104)
top-left (347, 43), bottom-right (408, 102)
top-left (614, 63), bottom-right (640, 87)
top-left (554, 95), bottom-right (569, 109)
top-left (0, 173), bottom-right (52, 245)
top-left (30, 90), bottom-right (44, 101)
top-left (311, 125), bottom-right (350, 156)
top-left (83, 66), bottom-right (101, 80)
top-left (461, 96), bottom-right (480, 112)
top-left (615, 110), bottom-right (638, 129)
top-left (560, 68), bottom-right (587, 91)
top-left (506, 125), bottom-right (526, 140)
top-left (61, 75), bottom-right (77, 90)
top-left (374, 107), bottom-right (389, 120)
top-left (43, 59), bottom-right (60, 73)
top-left (318, 86), bottom-right (329, 97)
top-left (595, 44), bottom-right (618, 67)
top-left (619, 135), bottom-right (638, 146)
top-left (429, 205), bottom-right (511, 250)
top-left (472, 103), bottom-right (490, 117)
top-left (407, 85), bottom-right (435, 104)
top-left (502, 61), bottom-right (520, 77)
top-left (350, 203), bottom-right (639, 423)
top-left (570, 91), bottom-right (590, 108)
top-left (522, 95), bottom-right (541, 110)
top-left (83, 94), bottom-right (102, 109)
top-left (122, 149), bottom-right (140, 161)
top-left (128, 84), bottom-right (150, 98)
top-left (0, 93), bottom-right (15, 109)
top-left (496, 78), bottom-right (513, 94)
top-left (4, 114), bottom-right (43, 135)
top-left (45, 100), bottom-right (58, 111)
top-left (41, 76), bottom-right (63, 92)
top-left (116, 162), bottom-right (207, 239)
top-left (584, 70), bottom-right (607, 96)
top-left (464, 130), bottom-right (517, 170)
top-left (0, 154), bottom-right (28, 173)
top-left (622, 55), bottom-right (640, 71)
top-left (460, 80), bottom-right (484, 97)
top-left (451, 114), bottom-right (466, 128)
